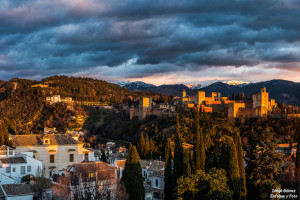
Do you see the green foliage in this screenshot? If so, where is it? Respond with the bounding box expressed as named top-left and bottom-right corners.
top-left (138, 132), bottom-right (146, 158)
top-left (184, 149), bottom-right (192, 176)
top-left (22, 174), bottom-right (35, 183)
top-left (259, 180), bottom-right (281, 200)
top-left (224, 136), bottom-right (241, 200)
top-left (0, 123), bottom-right (12, 146)
top-left (173, 114), bottom-right (185, 188)
top-left (122, 144), bottom-right (145, 200)
top-left (177, 168), bottom-right (232, 200)
top-left (233, 131), bottom-right (247, 199)
top-left (195, 124), bottom-right (205, 172)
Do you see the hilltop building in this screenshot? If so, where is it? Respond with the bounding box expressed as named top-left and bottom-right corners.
top-left (46, 95), bottom-right (73, 104)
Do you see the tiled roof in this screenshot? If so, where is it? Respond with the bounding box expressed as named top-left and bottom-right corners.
top-left (69, 161), bottom-right (116, 173)
top-left (0, 145), bottom-right (13, 151)
top-left (151, 170), bottom-right (164, 177)
top-left (11, 134), bottom-right (81, 146)
top-left (1, 183), bottom-right (33, 196)
top-left (115, 159), bottom-right (126, 168)
top-left (0, 157), bottom-right (26, 164)
top-left (139, 160), bottom-right (151, 169)
top-left (148, 160), bottom-right (165, 172)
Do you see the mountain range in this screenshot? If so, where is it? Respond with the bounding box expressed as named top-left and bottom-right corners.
top-left (114, 79), bottom-right (300, 106)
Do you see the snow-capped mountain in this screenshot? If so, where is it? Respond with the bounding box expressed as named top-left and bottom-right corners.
top-left (223, 80), bottom-right (251, 85)
top-left (112, 81), bottom-right (156, 91)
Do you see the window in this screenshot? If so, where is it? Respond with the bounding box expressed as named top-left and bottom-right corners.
top-left (9, 151), bottom-right (13, 155)
top-left (27, 166), bottom-right (31, 172)
top-left (13, 168), bottom-right (16, 172)
top-left (155, 179), bottom-right (158, 187)
top-left (6, 167), bottom-right (11, 173)
top-left (89, 172), bottom-right (95, 178)
top-left (33, 155), bottom-right (35, 158)
top-left (70, 154), bottom-right (74, 162)
top-left (21, 166), bottom-right (25, 174)
top-left (50, 155), bottom-right (55, 163)
top-left (85, 153), bottom-right (89, 161)
top-left (44, 139), bottom-right (49, 144)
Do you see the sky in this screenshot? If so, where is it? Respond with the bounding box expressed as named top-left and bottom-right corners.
top-left (0, 0), bottom-right (299, 85)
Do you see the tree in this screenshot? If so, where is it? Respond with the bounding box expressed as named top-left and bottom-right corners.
top-left (164, 139), bottom-right (174, 200)
top-left (24, 124), bottom-right (30, 135)
top-left (233, 131), bottom-right (247, 199)
top-left (145, 134), bottom-right (150, 158)
top-left (122, 144), bottom-right (145, 200)
top-left (138, 132), bottom-right (146, 158)
top-left (224, 136), bottom-right (241, 200)
top-left (101, 149), bottom-right (107, 163)
top-left (184, 149), bottom-right (192, 176)
top-left (177, 168), bottom-right (232, 200)
top-left (195, 124), bottom-right (205, 172)
top-left (173, 114), bottom-right (185, 189)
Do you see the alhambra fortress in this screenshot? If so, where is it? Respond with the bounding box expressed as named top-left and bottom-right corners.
top-left (130, 87), bottom-right (300, 120)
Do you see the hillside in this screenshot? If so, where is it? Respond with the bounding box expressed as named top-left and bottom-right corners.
top-left (0, 76), bottom-right (162, 134)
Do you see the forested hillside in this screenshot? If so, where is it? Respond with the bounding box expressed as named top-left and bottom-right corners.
top-left (0, 76), bottom-right (161, 134)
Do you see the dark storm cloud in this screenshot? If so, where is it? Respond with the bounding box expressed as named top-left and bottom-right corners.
top-left (0, 0), bottom-right (300, 80)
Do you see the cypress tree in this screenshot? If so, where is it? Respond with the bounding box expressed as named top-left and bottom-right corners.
top-left (184, 149), bottom-right (192, 176)
top-left (234, 131), bottom-right (247, 199)
top-left (296, 123), bottom-right (300, 194)
top-left (145, 134), bottom-right (150, 158)
top-left (122, 144), bottom-right (145, 200)
top-left (225, 136), bottom-right (241, 200)
top-left (173, 114), bottom-right (185, 187)
top-left (138, 132), bottom-right (146, 158)
top-left (164, 139), bottom-right (173, 200)
top-left (100, 149), bottom-right (107, 163)
top-left (195, 124), bottom-right (205, 172)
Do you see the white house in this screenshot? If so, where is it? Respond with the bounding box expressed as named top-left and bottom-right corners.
top-left (0, 183), bottom-right (33, 200)
top-left (0, 146), bottom-right (43, 183)
top-left (150, 171), bottom-right (164, 200)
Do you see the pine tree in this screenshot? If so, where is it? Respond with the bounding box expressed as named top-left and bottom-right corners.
top-left (100, 149), bottom-right (107, 163)
top-left (234, 131), bottom-right (247, 199)
top-left (122, 144), bottom-right (145, 200)
top-left (138, 132), bottom-right (146, 158)
top-left (225, 136), bottom-right (241, 200)
top-left (164, 139), bottom-right (173, 200)
top-left (173, 114), bottom-right (185, 188)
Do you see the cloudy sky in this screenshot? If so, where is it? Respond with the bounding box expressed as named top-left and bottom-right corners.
top-left (0, 0), bottom-right (299, 84)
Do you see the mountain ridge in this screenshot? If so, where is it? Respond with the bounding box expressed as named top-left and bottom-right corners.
top-left (114, 79), bottom-right (300, 106)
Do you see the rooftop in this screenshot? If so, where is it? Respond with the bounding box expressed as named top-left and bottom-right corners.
top-left (0, 157), bottom-right (26, 164)
top-left (68, 161), bottom-right (116, 173)
top-left (0, 183), bottom-right (33, 196)
top-left (11, 134), bottom-right (81, 146)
